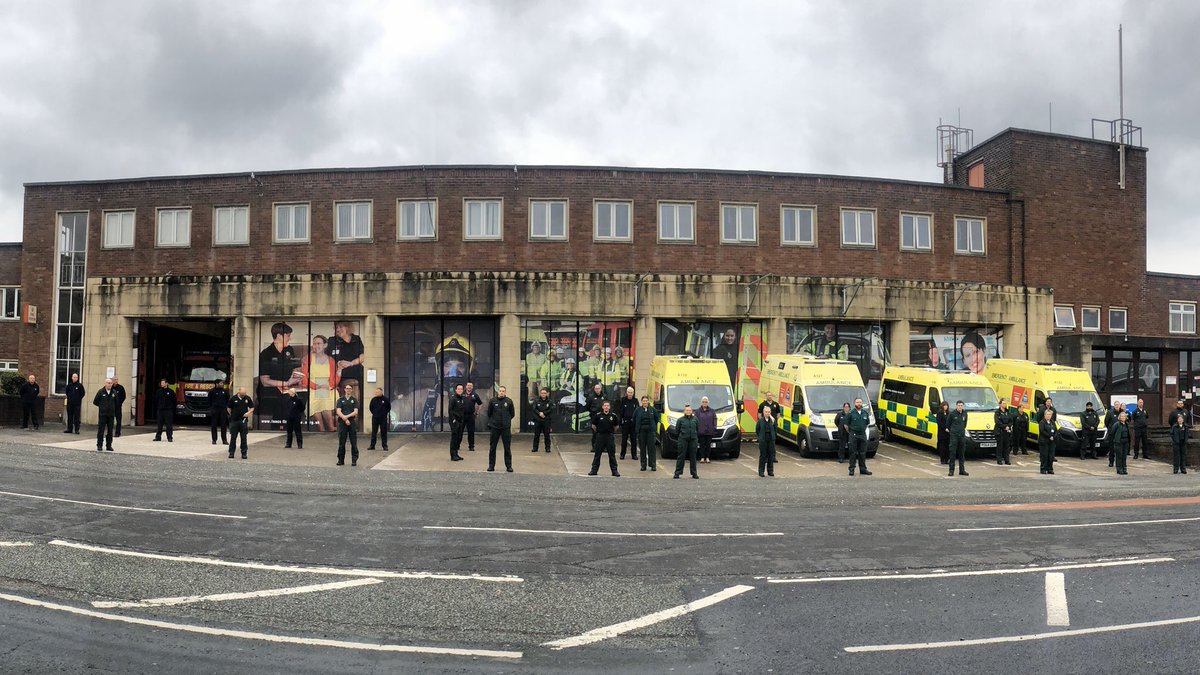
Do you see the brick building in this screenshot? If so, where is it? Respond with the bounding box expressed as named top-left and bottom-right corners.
top-left (0, 242), bottom-right (21, 372)
top-left (14, 127), bottom-right (1199, 433)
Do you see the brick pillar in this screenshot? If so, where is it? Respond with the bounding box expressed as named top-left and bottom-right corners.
top-left (499, 313), bottom-right (521, 432)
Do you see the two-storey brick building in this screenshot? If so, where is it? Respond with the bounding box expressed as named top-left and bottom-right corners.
top-left (15, 127), bottom-right (1199, 433)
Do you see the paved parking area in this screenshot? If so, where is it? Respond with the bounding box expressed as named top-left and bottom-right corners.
top-left (30, 426), bottom-right (1179, 479)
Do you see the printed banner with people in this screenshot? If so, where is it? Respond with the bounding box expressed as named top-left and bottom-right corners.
top-left (786, 321), bottom-right (890, 402)
top-left (908, 325), bottom-right (1003, 375)
top-left (655, 320), bottom-right (766, 428)
top-left (519, 320), bottom-right (634, 434)
top-left (255, 319), bottom-right (366, 431)
top-left (388, 318), bottom-right (499, 432)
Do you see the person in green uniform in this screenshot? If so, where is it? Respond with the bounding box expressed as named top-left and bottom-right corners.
top-left (674, 404), bottom-right (700, 479)
top-left (635, 395), bottom-right (657, 471)
top-left (336, 384), bottom-right (360, 466)
top-left (847, 398), bottom-right (873, 476)
top-left (1169, 413), bottom-right (1189, 474)
top-left (1038, 408), bottom-right (1058, 475)
top-left (757, 406), bottom-right (777, 477)
top-left (1110, 410), bottom-right (1130, 475)
top-left (947, 400), bottom-right (969, 477)
top-left (1080, 401), bottom-right (1100, 460)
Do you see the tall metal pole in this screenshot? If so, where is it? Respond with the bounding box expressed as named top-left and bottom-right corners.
top-left (1119, 24), bottom-right (1126, 190)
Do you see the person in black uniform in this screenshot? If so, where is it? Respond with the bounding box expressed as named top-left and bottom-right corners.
top-left (936, 401), bottom-right (951, 464)
top-left (463, 381), bottom-right (482, 451)
top-left (1011, 402), bottom-right (1029, 456)
top-left (1037, 397), bottom-right (1057, 425)
top-left (1131, 398), bottom-right (1150, 459)
top-left (834, 402), bottom-right (852, 464)
top-left (111, 377), bottom-right (127, 437)
top-left (994, 396), bottom-right (1012, 465)
top-left (284, 387), bottom-right (305, 449)
top-left (1167, 399), bottom-right (1188, 428)
top-left (947, 400), bottom-right (969, 477)
top-left (335, 384), bottom-right (359, 466)
top-left (93, 378), bottom-right (117, 452)
top-left (674, 405), bottom-right (700, 479)
top-left (486, 385), bottom-right (515, 472)
top-left (153, 379), bottom-right (174, 442)
top-left (1106, 401), bottom-right (1122, 467)
top-left (757, 406), bottom-right (777, 477)
top-left (209, 380), bottom-right (230, 446)
top-left (589, 399), bottom-right (621, 477)
top-left (1080, 401), bottom-right (1100, 460)
top-left (531, 387), bottom-right (553, 453)
top-left (1038, 408), bottom-right (1057, 474)
top-left (1111, 410), bottom-right (1131, 475)
top-left (18, 374), bottom-right (40, 430)
top-left (758, 390), bottom-right (782, 420)
top-left (618, 386), bottom-right (639, 461)
top-left (635, 395), bottom-right (657, 471)
top-left (585, 382), bottom-right (607, 451)
top-left (64, 373), bottom-right (85, 434)
top-left (227, 386), bottom-right (255, 459)
top-left (847, 398), bottom-right (873, 476)
top-left (448, 383), bottom-right (466, 461)
top-left (367, 387), bottom-right (390, 451)
top-left (1169, 413), bottom-right (1189, 474)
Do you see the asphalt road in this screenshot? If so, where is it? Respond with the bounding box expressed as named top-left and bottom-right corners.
top-left (1, 436), bottom-right (1198, 674)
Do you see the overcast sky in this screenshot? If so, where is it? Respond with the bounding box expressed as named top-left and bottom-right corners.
top-left (0, 1), bottom-right (1195, 272)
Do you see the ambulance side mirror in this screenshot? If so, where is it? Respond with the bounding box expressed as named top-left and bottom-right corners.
top-left (792, 401), bottom-right (804, 415)
top-left (654, 401), bottom-right (663, 413)
top-left (736, 401), bottom-right (745, 413)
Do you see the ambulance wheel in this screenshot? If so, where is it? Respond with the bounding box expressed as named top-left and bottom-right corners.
top-left (867, 450), bottom-right (877, 459)
top-left (728, 448), bottom-right (741, 460)
top-left (797, 432), bottom-right (812, 458)
top-left (880, 423), bottom-right (892, 441)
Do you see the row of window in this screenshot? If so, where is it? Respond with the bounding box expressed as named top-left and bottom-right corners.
top-left (1054, 302), bottom-right (1199, 335)
top-left (0, 286), bottom-right (19, 320)
top-left (96, 200), bottom-right (990, 254)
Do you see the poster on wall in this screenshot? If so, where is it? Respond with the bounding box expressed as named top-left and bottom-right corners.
top-left (387, 318), bottom-right (498, 432)
top-left (656, 320), bottom-right (766, 427)
top-left (256, 319), bottom-right (365, 431)
top-left (520, 320), bottom-right (634, 433)
top-left (786, 321), bottom-right (890, 401)
top-left (908, 325), bottom-right (1003, 375)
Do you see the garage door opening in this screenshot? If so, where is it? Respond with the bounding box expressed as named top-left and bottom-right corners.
top-left (135, 320), bottom-right (232, 426)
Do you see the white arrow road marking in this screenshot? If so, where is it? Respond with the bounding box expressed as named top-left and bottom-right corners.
top-left (768, 557), bottom-right (1174, 583)
top-left (425, 526), bottom-right (784, 538)
top-left (0, 490), bottom-right (245, 520)
top-left (1044, 572), bottom-right (1069, 626)
top-left (92, 577), bottom-right (383, 609)
top-left (0, 592), bottom-right (522, 659)
top-left (845, 615), bottom-right (1200, 653)
top-left (542, 584), bottom-right (755, 650)
top-left (49, 540), bottom-right (522, 583)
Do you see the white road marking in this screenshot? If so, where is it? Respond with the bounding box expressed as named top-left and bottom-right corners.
top-left (424, 526), bottom-right (784, 538)
top-left (949, 516), bottom-right (1200, 532)
top-left (92, 578), bottom-right (383, 609)
top-left (767, 557), bottom-right (1174, 584)
top-left (49, 540), bottom-right (522, 583)
top-left (845, 614), bottom-right (1200, 653)
top-left (0, 541), bottom-right (35, 547)
top-left (542, 584), bottom-right (754, 650)
top-left (0, 592), bottom-right (522, 659)
top-left (1044, 572), bottom-right (1069, 626)
top-left (0, 489), bottom-right (245, 520)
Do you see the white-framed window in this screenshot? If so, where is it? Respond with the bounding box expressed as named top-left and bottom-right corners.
top-left (900, 212), bottom-right (932, 252)
top-left (156, 208), bottom-right (191, 248)
top-left (1081, 306), bottom-right (1101, 332)
top-left (658, 202), bottom-right (694, 242)
top-left (0, 360), bottom-right (17, 371)
top-left (530, 199), bottom-right (568, 241)
top-left (398, 199), bottom-right (437, 240)
top-left (335, 201), bottom-right (372, 241)
top-left (1054, 305), bottom-right (1076, 330)
top-left (781, 205), bottom-right (816, 246)
top-left (841, 208), bottom-right (876, 248)
top-left (954, 216), bottom-right (986, 255)
top-left (213, 206), bottom-right (249, 245)
top-left (0, 286), bottom-right (19, 320)
top-left (1109, 307), bottom-right (1127, 333)
top-left (102, 210), bottom-right (135, 249)
top-left (1170, 301), bottom-right (1196, 335)
top-left (274, 203), bottom-right (310, 243)
top-left (593, 200), bottom-right (632, 241)
top-left (464, 199), bottom-right (503, 240)
top-left (721, 203), bottom-right (758, 244)
top-left (53, 212), bottom-right (87, 395)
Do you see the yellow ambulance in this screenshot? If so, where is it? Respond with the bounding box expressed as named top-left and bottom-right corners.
top-left (878, 366), bottom-right (1002, 455)
top-left (982, 359), bottom-right (1105, 454)
top-left (648, 355), bottom-right (742, 459)
top-left (759, 354), bottom-right (878, 458)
